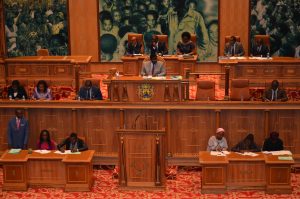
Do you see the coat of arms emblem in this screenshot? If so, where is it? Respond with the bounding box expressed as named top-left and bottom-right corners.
top-left (138, 84), bottom-right (154, 101)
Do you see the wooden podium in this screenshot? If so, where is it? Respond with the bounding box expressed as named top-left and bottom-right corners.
top-left (116, 129), bottom-right (166, 189)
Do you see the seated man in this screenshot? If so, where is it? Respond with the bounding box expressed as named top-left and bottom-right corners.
top-left (251, 38), bottom-right (270, 57)
top-left (231, 133), bottom-right (261, 152)
top-left (224, 36), bottom-right (245, 56)
top-left (207, 128), bottom-right (228, 151)
top-left (141, 54), bottom-right (166, 77)
top-left (78, 80), bottom-right (103, 100)
top-left (126, 36), bottom-right (143, 55)
top-left (57, 132), bottom-right (88, 152)
top-left (150, 35), bottom-right (168, 55)
top-left (263, 80), bottom-right (288, 102)
top-left (262, 131), bottom-right (284, 151)
top-left (7, 80), bottom-right (28, 99)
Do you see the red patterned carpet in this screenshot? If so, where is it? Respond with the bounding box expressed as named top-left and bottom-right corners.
top-left (1, 168), bottom-right (300, 199)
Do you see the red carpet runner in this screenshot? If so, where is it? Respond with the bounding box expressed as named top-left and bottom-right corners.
top-left (1, 168), bottom-right (300, 198)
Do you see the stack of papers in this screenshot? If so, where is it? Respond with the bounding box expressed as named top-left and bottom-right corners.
top-left (9, 148), bottom-right (21, 154)
top-left (34, 150), bottom-right (51, 154)
top-left (229, 56), bottom-right (246, 60)
top-left (236, 152), bottom-right (259, 157)
top-left (262, 150), bottom-right (292, 155)
top-left (210, 151), bottom-right (230, 156)
top-left (54, 150), bottom-right (81, 155)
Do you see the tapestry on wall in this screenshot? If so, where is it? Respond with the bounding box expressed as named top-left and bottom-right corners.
top-left (250, 0), bottom-right (300, 57)
top-left (99, 0), bottom-right (218, 62)
top-left (4, 0), bottom-right (69, 57)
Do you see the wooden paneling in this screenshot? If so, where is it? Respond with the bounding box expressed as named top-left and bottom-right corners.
top-left (219, 0), bottom-right (249, 56)
top-left (69, 0), bottom-right (99, 62)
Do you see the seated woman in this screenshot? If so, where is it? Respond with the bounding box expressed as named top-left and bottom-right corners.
top-left (262, 131), bottom-right (284, 151)
top-left (176, 31), bottom-right (195, 55)
top-left (7, 80), bottom-right (28, 99)
top-left (37, 130), bottom-right (56, 150)
top-left (231, 133), bottom-right (261, 152)
top-left (32, 80), bottom-right (52, 100)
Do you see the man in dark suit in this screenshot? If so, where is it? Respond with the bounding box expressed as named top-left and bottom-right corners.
top-left (57, 132), bottom-right (88, 152)
top-left (224, 36), bottom-right (245, 56)
top-left (251, 38), bottom-right (270, 57)
top-left (150, 35), bottom-right (168, 55)
top-left (78, 80), bottom-right (103, 100)
top-left (263, 80), bottom-right (288, 102)
top-left (7, 80), bottom-right (28, 99)
top-left (7, 109), bottom-right (29, 149)
top-left (141, 54), bottom-right (166, 77)
top-left (126, 36), bottom-right (143, 55)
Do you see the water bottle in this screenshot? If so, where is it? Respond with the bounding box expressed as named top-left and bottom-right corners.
top-left (9, 95), bottom-right (12, 100)
top-left (267, 53), bottom-right (270, 59)
top-left (22, 95), bottom-right (25, 101)
top-left (78, 96), bottom-right (81, 101)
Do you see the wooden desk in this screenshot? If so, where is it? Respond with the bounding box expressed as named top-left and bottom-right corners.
top-left (0, 150), bottom-right (94, 191)
top-left (199, 151), bottom-right (294, 194)
top-left (121, 55), bottom-right (197, 76)
top-left (219, 57), bottom-right (300, 87)
top-left (3, 56), bottom-right (92, 90)
top-left (104, 76), bottom-right (189, 102)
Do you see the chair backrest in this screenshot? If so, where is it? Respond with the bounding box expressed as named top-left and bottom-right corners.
top-left (196, 80), bottom-right (215, 101)
top-left (157, 35), bottom-right (168, 49)
top-left (82, 79), bottom-right (101, 88)
top-left (191, 34), bottom-right (197, 54)
top-left (225, 36), bottom-right (241, 44)
top-left (37, 49), bottom-right (49, 56)
top-left (254, 35), bottom-right (270, 49)
top-left (128, 33), bottom-right (144, 53)
top-left (230, 79), bottom-right (250, 101)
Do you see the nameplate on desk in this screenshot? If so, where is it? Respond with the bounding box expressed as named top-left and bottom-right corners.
top-left (278, 156), bottom-right (293, 161)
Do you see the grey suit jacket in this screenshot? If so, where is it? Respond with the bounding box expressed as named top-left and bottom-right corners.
top-left (224, 42), bottom-right (245, 56)
top-left (141, 60), bottom-right (166, 77)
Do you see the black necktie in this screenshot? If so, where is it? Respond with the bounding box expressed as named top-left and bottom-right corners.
top-left (231, 46), bottom-right (234, 55)
top-left (152, 63), bottom-right (155, 76)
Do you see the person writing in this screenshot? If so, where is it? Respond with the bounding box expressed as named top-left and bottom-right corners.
top-left (37, 129), bottom-right (56, 150)
top-left (32, 80), bottom-right (52, 100)
top-left (57, 132), bottom-right (88, 152)
top-left (207, 128), bottom-right (228, 151)
top-left (262, 131), bottom-right (284, 151)
top-left (263, 80), bottom-right (288, 102)
top-left (251, 38), bottom-right (270, 57)
top-left (7, 109), bottom-right (29, 149)
top-left (141, 54), bottom-right (166, 77)
top-left (176, 32), bottom-right (195, 55)
top-left (150, 34), bottom-right (168, 55)
top-left (126, 36), bottom-right (143, 55)
top-left (78, 80), bottom-right (103, 100)
top-left (224, 36), bottom-right (245, 56)
top-left (7, 80), bottom-right (28, 100)
top-left (231, 133), bottom-right (261, 152)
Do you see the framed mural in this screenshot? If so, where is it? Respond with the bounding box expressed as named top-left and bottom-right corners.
top-left (3, 0), bottom-right (69, 57)
top-left (98, 0), bottom-right (219, 62)
top-left (250, 0), bottom-right (300, 57)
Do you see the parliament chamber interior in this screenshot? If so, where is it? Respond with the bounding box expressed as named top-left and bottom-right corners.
top-left (0, 0), bottom-right (300, 198)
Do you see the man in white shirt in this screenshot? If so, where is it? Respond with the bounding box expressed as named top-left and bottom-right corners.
top-left (207, 128), bottom-right (228, 151)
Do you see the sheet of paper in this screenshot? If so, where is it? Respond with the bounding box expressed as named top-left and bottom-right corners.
top-left (270, 150), bottom-right (292, 156)
top-left (34, 150), bottom-right (51, 154)
top-left (243, 152), bottom-right (259, 157)
top-left (54, 150), bottom-right (81, 155)
top-left (210, 151), bottom-right (226, 156)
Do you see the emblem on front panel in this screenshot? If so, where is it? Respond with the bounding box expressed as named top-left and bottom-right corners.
top-left (138, 84), bottom-right (154, 101)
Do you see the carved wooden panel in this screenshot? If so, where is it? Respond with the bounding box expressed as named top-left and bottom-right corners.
top-left (27, 160), bottom-right (65, 185)
top-left (125, 134), bottom-right (155, 185)
top-left (227, 161), bottom-right (265, 186)
top-left (77, 109), bottom-right (119, 154)
top-left (269, 110), bottom-right (300, 153)
top-left (171, 110), bottom-right (216, 154)
top-left (125, 110), bottom-right (165, 130)
top-left (123, 61), bottom-right (139, 76)
top-left (165, 60), bottom-right (179, 75)
top-left (203, 167), bottom-right (225, 185)
top-left (221, 110), bottom-right (265, 148)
